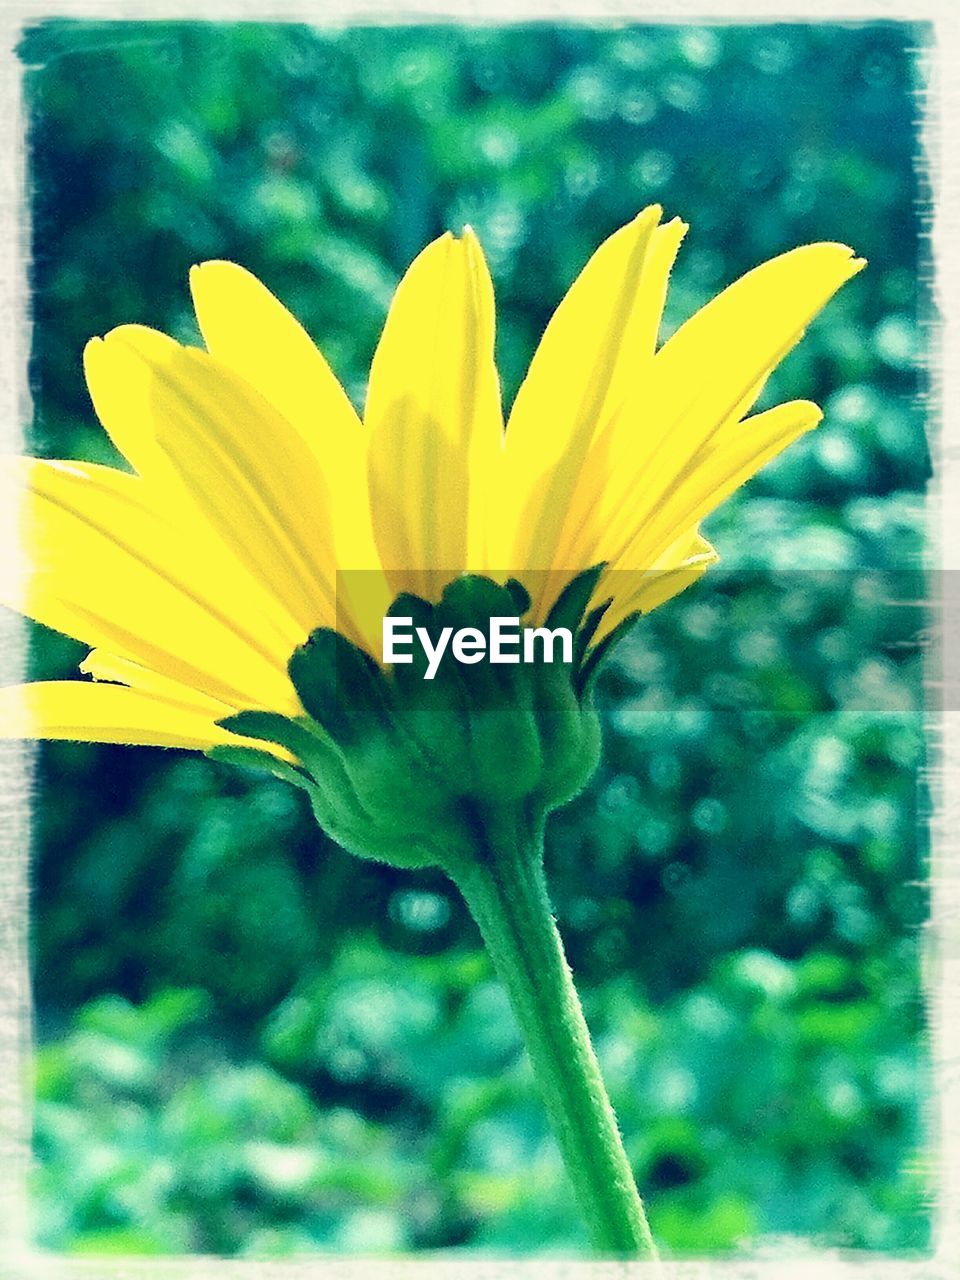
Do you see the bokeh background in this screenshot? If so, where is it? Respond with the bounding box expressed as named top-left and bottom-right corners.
top-left (18, 19), bottom-right (931, 1257)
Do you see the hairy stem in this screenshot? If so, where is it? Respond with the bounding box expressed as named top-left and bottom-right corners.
top-left (447, 807), bottom-right (658, 1259)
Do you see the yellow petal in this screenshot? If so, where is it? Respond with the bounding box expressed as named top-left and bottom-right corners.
top-left (497, 207), bottom-right (686, 578)
top-left (189, 261), bottom-right (362, 447)
top-left (84, 325), bottom-right (181, 479)
top-left (365, 228), bottom-right (503, 598)
top-left (593, 530), bottom-right (718, 644)
top-left (79, 649), bottom-right (237, 719)
top-left (112, 337), bottom-right (355, 646)
top-left (85, 327), bottom-right (354, 647)
top-left (560, 244), bottom-right (863, 571)
top-left (0, 457), bottom-right (300, 713)
top-left (72, 655), bottom-right (296, 762)
top-left (598, 399), bottom-right (823, 577)
top-left (189, 262), bottom-right (388, 587)
top-left (0, 681), bottom-right (233, 750)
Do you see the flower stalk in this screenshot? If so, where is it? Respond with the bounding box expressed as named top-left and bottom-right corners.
top-left (448, 804), bottom-right (658, 1259)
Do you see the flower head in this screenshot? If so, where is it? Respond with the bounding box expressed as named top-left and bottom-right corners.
top-left (1, 207), bottom-right (863, 858)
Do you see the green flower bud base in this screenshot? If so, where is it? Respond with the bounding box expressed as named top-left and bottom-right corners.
top-left (207, 570), bottom-right (657, 1258)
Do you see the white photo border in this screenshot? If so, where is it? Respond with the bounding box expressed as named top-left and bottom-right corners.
top-left (0, 2), bottom-right (955, 1276)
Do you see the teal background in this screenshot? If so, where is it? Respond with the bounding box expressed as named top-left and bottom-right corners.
top-left (19, 20), bottom-right (930, 1257)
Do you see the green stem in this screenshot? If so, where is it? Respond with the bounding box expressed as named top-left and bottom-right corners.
top-left (446, 806), bottom-right (658, 1260)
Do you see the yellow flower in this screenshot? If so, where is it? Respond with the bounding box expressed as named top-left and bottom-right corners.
top-left (0, 205), bottom-right (863, 752)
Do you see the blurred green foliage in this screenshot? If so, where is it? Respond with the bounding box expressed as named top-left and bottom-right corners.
top-left (19, 18), bottom-right (930, 1257)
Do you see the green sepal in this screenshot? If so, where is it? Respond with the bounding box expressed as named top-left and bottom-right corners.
top-left (217, 710), bottom-right (464, 871)
top-left (578, 612), bottom-right (640, 695)
top-left (574, 597), bottom-right (613, 672)
top-left (529, 662), bottom-right (601, 809)
top-left (386, 589), bottom-right (474, 785)
top-left (288, 628), bottom-right (391, 746)
top-left (206, 743), bottom-right (316, 792)
top-left (545, 562), bottom-right (607, 635)
top-left (218, 710), bottom-right (344, 783)
top-left (218, 709), bottom-right (312, 751)
top-left (505, 577), bottom-right (532, 616)
top-left (431, 576), bottom-right (543, 802)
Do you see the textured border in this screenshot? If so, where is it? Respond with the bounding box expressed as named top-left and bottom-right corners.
top-left (0, 3), bottom-right (955, 1277)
